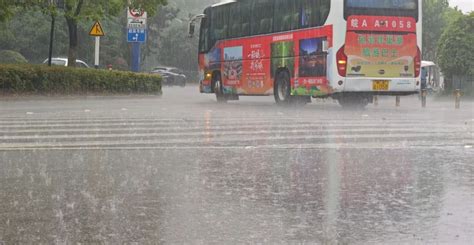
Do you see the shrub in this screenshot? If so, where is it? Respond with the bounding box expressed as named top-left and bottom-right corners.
top-left (0, 50), bottom-right (28, 64)
top-left (0, 64), bottom-right (162, 95)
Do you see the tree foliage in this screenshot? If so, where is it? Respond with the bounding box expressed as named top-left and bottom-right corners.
top-left (1, 0), bottom-right (221, 72)
top-left (155, 21), bottom-right (199, 72)
top-left (0, 0), bottom-right (15, 22)
top-left (143, 0), bottom-right (218, 73)
top-left (0, 9), bottom-right (129, 69)
top-left (437, 13), bottom-right (474, 78)
top-left (1, 0), bottom-right (167, 67)
top-left (422, 0), bottom-right (450, 61)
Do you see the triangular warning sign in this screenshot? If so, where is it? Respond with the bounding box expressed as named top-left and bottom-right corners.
top-left (89, 21), bottom-right (105, 36)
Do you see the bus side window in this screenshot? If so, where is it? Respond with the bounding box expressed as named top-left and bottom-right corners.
top-left (319, 0), bottom-right (331, 26)
top-left (300, 0), bottom-right (311, 28)
top-left (251, 0), bottom-right (274, 35)
top-left (299, 0), bottom-right (330, 28)
top-left (212, 6), bottom-right (229, 41)
top-left (210, 8), bottom-right (218, 43)
top-left (241, 0), bottom-right (251, 37)
top-left (228, 2), bottom-right (241, 38)
top-left (292, 5), bottom-right (300, 30)
top-left (274, 0), bottom-right (297, 32)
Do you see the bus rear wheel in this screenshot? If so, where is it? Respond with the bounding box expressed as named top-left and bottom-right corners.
top-left (337, 94), bottom-right (370, 109)
top-left (213, 74), bottom-right (227, 103)
top-left (274, 71), bottom-right (292, 105)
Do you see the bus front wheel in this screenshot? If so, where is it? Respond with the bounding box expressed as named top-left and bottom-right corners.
top-left (274, 71), bottom-right (292, 105)
top-left (213, 74), bottom-right (227, 103)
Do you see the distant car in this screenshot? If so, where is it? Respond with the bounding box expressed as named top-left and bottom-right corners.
top-left (150, 66), bottom-right (186, 87)
top-left (43, 58), bottom-right (90, 68)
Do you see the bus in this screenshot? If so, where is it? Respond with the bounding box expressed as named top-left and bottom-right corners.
top-left (189, 0), bottom-right (422, 107)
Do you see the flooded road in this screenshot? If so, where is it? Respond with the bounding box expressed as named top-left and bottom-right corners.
top-left (1, 86), bottom-right (473, 244)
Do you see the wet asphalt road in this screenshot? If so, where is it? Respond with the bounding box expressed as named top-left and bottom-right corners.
top-left (0, 86), bottom-right (473, 244)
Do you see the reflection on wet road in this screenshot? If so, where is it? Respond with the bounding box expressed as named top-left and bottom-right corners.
top-left (0, 86), bottom-right (473, 244)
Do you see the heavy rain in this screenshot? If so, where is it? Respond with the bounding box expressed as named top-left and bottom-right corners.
top-left (0, 0), bottom-right (473, 244)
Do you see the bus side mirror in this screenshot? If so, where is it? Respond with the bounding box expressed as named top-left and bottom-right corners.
top-left (188, 14), bottom-right (205, 38)
top-left (189, 23), bottom-right (195, 37)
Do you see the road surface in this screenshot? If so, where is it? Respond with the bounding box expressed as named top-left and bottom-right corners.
top-left (0, 86), bottom-right (473, 244)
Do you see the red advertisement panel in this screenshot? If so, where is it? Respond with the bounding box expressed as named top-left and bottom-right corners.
top-left (200, 25), bottom-right (334, 96)
top-left (345, 16), bottom-right (418, 78)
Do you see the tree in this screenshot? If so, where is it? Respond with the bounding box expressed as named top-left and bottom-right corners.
top-left (0, 1), bottom-right (14, 22)
top-left (60, 0), bottom-right (166, 67)
top-left (422, 0), bottom-right (449, 61)
top-left (142, 0), bottom-right (219, 72)
top-left (1, 0), bottom-right (167, 67)
top-left (156, 21), bottom-right (199, 72)
top-left (0, 10), bottom-right (70, 63)
top-left (437, 13), bottom-right (474, 88)
top-left (142, 4), bottom-right (180, 70)
top-left (443, 5), bottom-right (464, 25)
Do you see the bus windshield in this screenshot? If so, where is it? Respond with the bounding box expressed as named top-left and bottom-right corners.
top-left (346, 0), bottom-right (417, 10)
top-left (198, 9), bottom-right (210, 53)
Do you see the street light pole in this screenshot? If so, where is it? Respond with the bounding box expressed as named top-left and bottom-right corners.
top-left (48, 13), bottom-right (55, 66)
top-left (47, 0), bottom-right (56, 67)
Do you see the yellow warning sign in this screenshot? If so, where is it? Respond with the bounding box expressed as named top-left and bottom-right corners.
top-left (89, 21), bottom-right (105, 36)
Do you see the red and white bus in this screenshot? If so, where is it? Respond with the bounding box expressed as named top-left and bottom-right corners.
top-left (189, 0), bottom-right (422, 107)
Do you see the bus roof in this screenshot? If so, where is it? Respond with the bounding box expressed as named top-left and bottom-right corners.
top-left (422, 61), bottom-right (436, 67)
top-left (211, 0), bottom-right (236, 8)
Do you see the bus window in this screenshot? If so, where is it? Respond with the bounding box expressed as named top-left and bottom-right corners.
top-left (241, 1), bottom-right (252, 37)
top-left (346, 0), bottom-right (417, 9)
top-left (300, 0), bottom-right (331, 28)
top-left (228, 2), bottom-right (241, 38)
top-left (318, 0), bottom-right (331, 26)
top-left (274, 0), bottom-right (298, 32)
top-left (301, 0), bottom-right (318, 28)
top-left (251, 0), bottom-right (274, 35)
top-left (199, 9), bottom-right (210, 53)
top-left (211, 6), bottom-right (229, 42)
top-left (344, 0), bottom-right (418, 20)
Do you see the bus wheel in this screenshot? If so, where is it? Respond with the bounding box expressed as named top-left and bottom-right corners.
top-left (294, 96), bottom-right (312, 105)
top-left (274, 71), bottom-right (292, 105)
top-left (213, 74), bottom-right (227, 103)
top-left (337, 94), bottom-right (369, 109)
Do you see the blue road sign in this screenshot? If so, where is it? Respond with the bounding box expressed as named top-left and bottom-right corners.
top-left (127, 29), bottom-right (146, 43)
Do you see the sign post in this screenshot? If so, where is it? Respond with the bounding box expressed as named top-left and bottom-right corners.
top-left (89, 21), bottom-right (105, 69)
top-left (94, 37), bottom-right (100, 69)
top-left (127, 8), bottom-right (147, 72)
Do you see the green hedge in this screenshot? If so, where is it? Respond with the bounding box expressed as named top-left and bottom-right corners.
top-left (0, 50), bottom-right (28, 64)
top-left (0, 64), bottom-right (162, 95)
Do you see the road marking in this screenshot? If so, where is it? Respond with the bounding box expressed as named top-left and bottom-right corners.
top-left (0, 133), bottom-right (468, 149)
top-left (0, 115), bottom-right (471, 152)
top-left (0, 141), bottom-right (468, 151)
top-left (0, 120), bottom-right (464, 130)
top-left (0, 129), bottom-right (465, 141)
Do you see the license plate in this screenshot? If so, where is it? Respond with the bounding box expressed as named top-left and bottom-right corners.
top-left (373, 80), bottom-right (389, 91)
